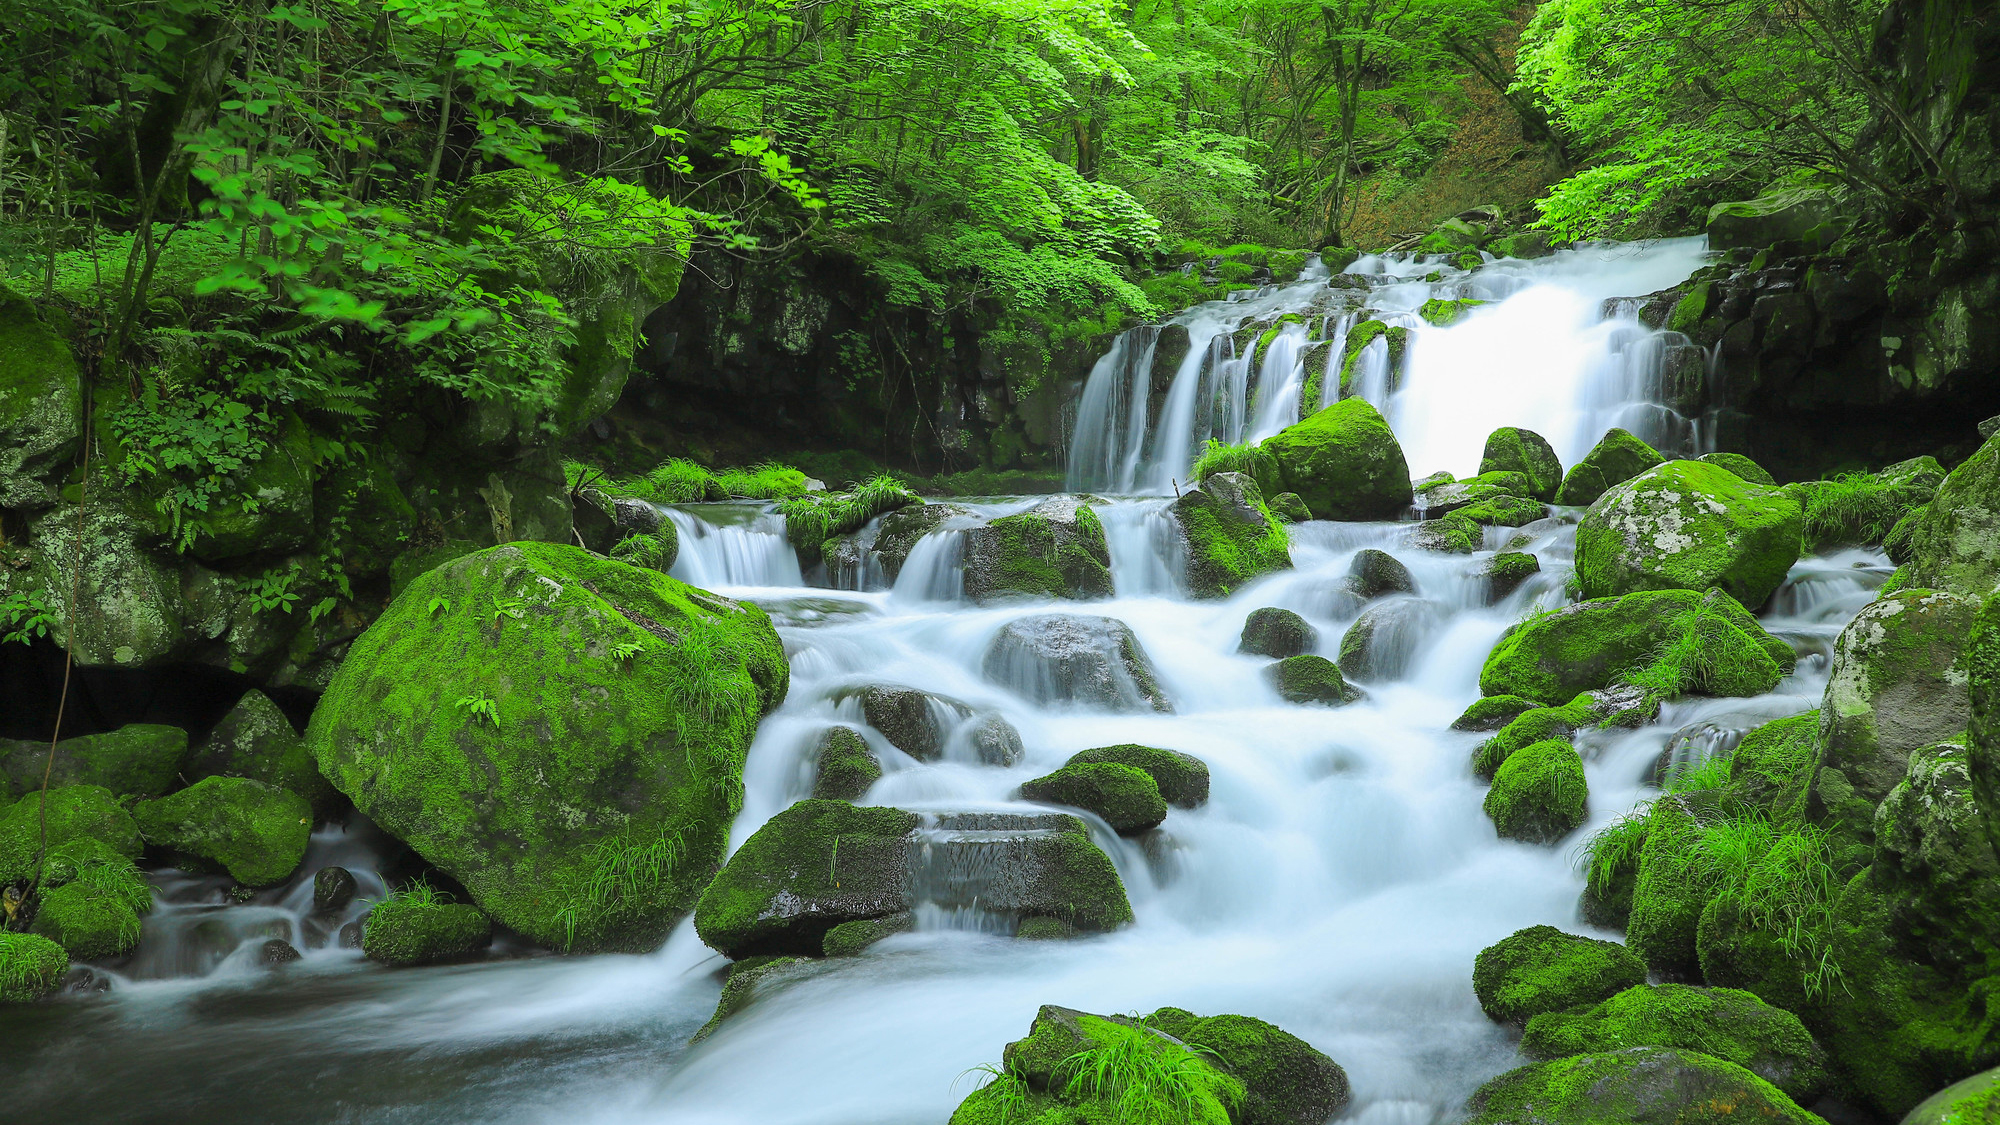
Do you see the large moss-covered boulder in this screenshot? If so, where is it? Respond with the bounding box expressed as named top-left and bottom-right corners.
top-left (1258, 398), bottom-right (1412, 520)
top-left (308, 542), bottom-right (789, 952)
top-left (1521, 984), bottom-right (1829, 1103)
top-left (1897, 432), bottom-right (2000, 594)
top-left (1575, 460), bottom-right (1803, 607)
top-left (30, 869), bottom-right (148, 961)
top-left (0, 284), bottom-right (83, 510)
top-left (0, 932), bottom-right (69, 1003)
top-left (983, 613), bottom-right (1172, 713)
top-left (1481, 428), bottom-right (1563, 501)
top-left (1485, 739), bottom-right (1588, 843)
top-left (1465, 1047), bottom-right (1823, 1124)
top-left (963, 497), bottom-right (1112, 603)
top-left (1473, 702), bottom-right (1588, 780)
top-left (1143, 1009), bottom-right (1352, 1125)
top-left (1815, 589), bottom-right (1978, 846)
top-left (1347, 548), bottom-right (1414, 599)
top-left (1480, 588), bottom-right (1790, 706)
top-left (1171, 472), bottom-right (1292, 598)
top-left (27, 504), bottom-right (185, 666)
top-left (186, 690), bottom-right (333, 812)
top-left (1901, 1065), bottom-right (2000, 1125)
top-left (133, 776), bottom-right (311, 887)
top-left (1555, 428), bottom-right (1664, 507)
top-left (1473, 924), bottom-right (1647, 1024)
top-left (1239, 606), bottom-right (1318, 658)
top-left (810, 726), bottom-right (880, 801)
top-left (0, 723), bottom-right (188, 798)
top-left (1066, 744), bottom-right (1210, 808)
top-left (1483, 551), bottom-right (1542, 600)
top-left (1019, 762), bottom-right (1167, 834)
top-left (1267, 653), bottom-right (1361, 706)
top-left (0, 785), bottom-right (142, 884)
top-left (362, 895), bottom-right (494, 966)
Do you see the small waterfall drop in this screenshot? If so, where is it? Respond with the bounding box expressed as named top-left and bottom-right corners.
top-left (663, 505), bottom-right (804, 588)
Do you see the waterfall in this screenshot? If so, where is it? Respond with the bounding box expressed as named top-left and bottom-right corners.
top-left (662, 505), bottom-right (804, 588)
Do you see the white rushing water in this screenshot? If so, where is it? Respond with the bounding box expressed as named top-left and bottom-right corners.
top-left (4, 240), bottom-right (1891, 1125)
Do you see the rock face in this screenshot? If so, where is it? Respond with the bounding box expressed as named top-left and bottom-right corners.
top-left (1481, 428), bottom-right (1563, 501)
top-left (1019, 763), bottom-right (1167, 834)
top-left (1554, 428), bottom-right (1664, 506)
top-left (1473, 925), bottom-right (1648, 1024)
top-left (1257, 399), bottom-right (1412, 520)
top-left (1238, 607), bottom-right (1318, 658)
top-left (694, 802), bottom-right (1133, 958)
top-left (1485, 739), bottom-right (1588, 844)
top-left (1064, 744), bottom-right (1210, 808)
top-left (962, 497), bottom-right (1112, 603)
top-left (186, 691), bottom-right (332, 811)
top-left (1465, 1046), bottom-right (1822, 1125)
top-left (982, 614), bottom-right (1172, 713)
top-left (1575, 460), bottom-right (1803, 607)
top-left (133, 776), bottom-right (311, 887)
top-left (1171, 472), bottom-right (1293, 597)
top-left (1521, 984), bottom-right (1830, 1103)
top-left (1814, 588), bottom-right (1978, 844)
top-left (0, 284), bottom-right (83, 510)
top-left (1480, 588), bottom-right (1791, 706)
top-left (0, 724), bottom-right (188, 799)
top-left (363, 898), bottom-right (494, 966)
top-left (308, 543), bottom-right (789, 952)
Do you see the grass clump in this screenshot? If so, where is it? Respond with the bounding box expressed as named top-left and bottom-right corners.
top-left (1191, 438), bottom-right (1264, 483)
top-left (778, 474), bottom-right (920, 553)
top-left (0, 931), bottom-right (69, 1002)
top-left (551, 830), bottom-right (690, 951)
top-left (1054, 1026), bottom-right (1241, 1125)
top-left (1793, 471), bottom-right (1931, 552)
top-left (714, 462), bottom-right (811, 500)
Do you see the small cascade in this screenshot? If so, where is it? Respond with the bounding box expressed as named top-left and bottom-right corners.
top-left (1247, 323), bottom-right (1311, 440)
top-left (902, 812), bottom-right (1103, 933)
top-left (662, 504), bottom-right (804, 588)
top-left (891, 530), bottom-right (966, 603)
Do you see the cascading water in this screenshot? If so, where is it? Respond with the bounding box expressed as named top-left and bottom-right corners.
top-left (5, 241), bottom-right (1888, 1125)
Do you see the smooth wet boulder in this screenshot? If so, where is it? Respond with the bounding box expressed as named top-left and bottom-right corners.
top-left (308, 543), bottom-right (787, 952)
top-left (1258, 399), bottom-right (1412, 520)
top-left (1453, 694), bottom-right (1538, 732)
top-left (0, 723), bottom-right (188, 799)
top-left (1066, 745), bottom-right (1209, 808)
top-left (866, 502), bottom-right (970, 580)
top-left (1575, 460), bottom-right (1803, 607)
top-left (1338, 597), bottom-right (1443, 682)
top-left (1481, 428), bottom-right (1563, 501)
top-left (983, 613), bottom-right (1172, 713)
top-left (1171, 471), bottom-right (1293, 598)
top-left (1473, 924), bottom-right (1648, 1024)
top-left (313, 866), bottom-right (358, 913)
top-left (690, 955), bottom-right (820, 1043)
top-left (1267, 654), bottom-right (1360, 706)
top-left (1465, 1046), bottom-right (1823, 1125)
top-left (1901, 1065), bottom-right (2000, 1125)
top-left (1346, 548), bottom-right (1414, 599)
top-left (1483, 551), bottom-right (1541, 600)
top-left (362, 896), bottom-right (494, 966)
top-left (963, 497), bottom-right (1112, 603)
top-left (186, 690), bottom-right (333, 812)
top-left (0, 932), bottom-right (69, 1003)
top-left (1268, 491), bottom-right (1312, 523)
top-left (0, 785), bottom-right (142, 883)
top-left (24, 504), bottom-right (185, 667)
top-left (1480, 588), bottom-right (1790, 706)
top-left (1815, 588), bottom-right (1978, 844)
top-left (1019, 763), bottom-right (1167, 834)
top-left (1699, 452), bottom-right (1776, 486)
top-left (0, 284), bottom-right (84, 510)
top-left (850, 685), bottom-right (956, 761)
top-left (1900, 432), bottom-right (2000, 594)
top-left (1485, 739), bottom-right (1588, 843)
top-left (1239, 606), bottom-right (1318, 658)
top-left (1554, 428), bottom-right (1665, 506)
top-left (811, 726), bottom-right (881, 801)
top-left (1521, 984), bottom-right (1829, 1103)
top-left (133, 776), bottom-right (311, 887)
top-left (963, 713), bottom-right (1026, 767)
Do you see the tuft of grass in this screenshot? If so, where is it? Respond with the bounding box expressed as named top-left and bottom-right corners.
top-left (954, 1064), bottom-right (1033, 1124)
top-left (1581, 810), bottom-right (1649, 900)
top-left (714, 462), bottom-right (810, 500)
top-left (1621, 604), bottom-right (1776, 706)
top-left (552, 830), bottom-right (690, 951)
top-left (1055, 1026), bottom-right (1240, 1125)
top-left (1191, 438), bottom-right (1261, 483)
top-left (643, 458), bottom-right (724, 504)
top-left (1795, 472), bottom-right (1930, 553)
top-left (777, 474), bottom-right (919, 550)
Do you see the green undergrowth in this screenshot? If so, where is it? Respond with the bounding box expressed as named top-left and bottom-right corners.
top-left (1622, 603), bottom-right (1784, 707)
top-left (1794, 472), bottom-right (1930, 552)
top-left (551, 829), bottom-right (690, 951)
top-left (574, 457), bottom-right (813, 504)
top-left (778, 475), bottom-right (920, 551)
top-left (1191, 439), bottom-right (1264, 483)
top-left (1054, 1023), bottom-right (1240, 1125)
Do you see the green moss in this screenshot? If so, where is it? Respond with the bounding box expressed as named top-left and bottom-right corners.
top-left (1020, 763), bottom-right (1168, 835)
top-left (1266, 492), bottom-right (1311, 523)
top-left (187, 690), bottom-right (333, 813)
top-left (1473, 702), bottom-right (1588, 779)
top-left (1191, 439), bottom-right (1276, 484)
top-left (388, 538), bottom-right (483, 600)
top-left (1575, 460), bottom-right (1803, 607)
top-left (1522, 984), bottom-right (1829, 1103)
top-left (0, 931), bottom-right (69, 1003)
top-left (133, 776), bottom-right (311, 887)
top-left (1418, 297), bottom-right (1485, 326)
top-left (1484, 551), bottom-right (1543, 598)
top-left (1065, 745), bottom-right (1209, 810)
top-left (1170, 475), bottom-right (1292, 598)
top-left (1260, 399), bottom-right (1411, 520)
top-left (1485, 739), bottom-right (1588, 843)
top-left (1472, 924), bottom-right (1647, 1024)
top-left (1726, 711), bottom-right (1819, 820)
top-left (1479, 428), bottom-right (1564, 501)
top-left (1668, 281), bottom-right (1713, 335)
top-left (1167, 1012), bottom-right (1350, 1125)
top-left (690, 955), bottom-right (813, 1043)
top-left (309, 543), bottom-right (788, 952)
top-left (0, 723), bottom-right (188, 799)
top-left (1698, 452), bottom-right (1776, 487)
top-left (778, 475), bottom-right (921, 563)
top-left (609, 530), bottom-right (676, 573)
top-left (1238, 606), bottom-right (1318, 659)
top-left (713, 462), bottom-right (811, 500)
top-left (979, 1009), bottom-right (1243, 1125)
top-left (694, 800), bottom-right (921, 957)
top-left (822, 912), bottom-right (914, 957)
top-left (363, 891), bottom-right (494, 966)
top-left (30, 876), bottom-right (147, 960)
top-left (969, 513), bottom-right (1072, 600)
top-left (1465, 1046), bottom-right (1823, 1124)
top-left (0, 283), bottom-right (84, 510)
top-left (0, 785), bottom-right (142, 884)
top-left (1455, 494), bottom-right (1548, 526)
top-left (1479, 588), bottom-right (1788, 706)
top-left (1554, 428), bottom-right (1664, 506)
top-left (811, 726), bottom-right (881, 802)
top-left (1266, 654), bottom-right (1360, 706)
top-left (1452, 694), bottom-right (1539, 732)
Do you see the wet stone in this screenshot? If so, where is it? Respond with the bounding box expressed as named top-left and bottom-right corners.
top-left (313, 866), bottom-right (358, 913)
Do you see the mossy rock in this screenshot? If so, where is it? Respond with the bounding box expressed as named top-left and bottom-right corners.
top-left (27, 504), bottom-right (185, 666)
top-left (1698, 452), bottom-right (1776, 487)
top-left (0, 723), bottom-right (188, 798)
top-left (690, 955), bottom-right (819, 1043)
top-left (847, 684), bottom-right (959, 761)
top-left (1485, 739), bottom-right (1588, 843)
top-left (1065, 745), bottom-right (1209, 809)
top-left (1410, 514), bottom-right (1481, 553)
top-left (1484, 552), bottom-right (1542, 600)
top-left (133, 776), bottom-right (311, 887)
top-left (1901, 1064), bottom-right (2000, 1125)
top-left (1456, 495), bottom-right (1549, 527)
top-left (1464, 1046), bottom-right (1823, 1124)
top-left (1260, 399), bottom-right (1412, 521)
top-left (963, 498), bottom-right (1112, 603)
top-left (1575, 460), bottom-right (1803, 607)
top-left (186, 409), bottom-right (318, 564)
top-left (1239, 606), bottom-right (1318, 658)
top-left (1453, 694), bottom-right (1539, 732)
top-left (810, 726), bottom-right (881, 801)
top-left (1481, 429), bottom-right (1563, 501)
top-left (29, 877), bottom-right (146, 960)
top-left (187, 690), bottom-right (334, 813)
top-left (1522, 984), bottom-right (1829, 1103)
top-left (959, 1006), bottom-right (1244, 1125)
top-left (388, 538), bottom-right (483, 599)
top-left (1150, 1009), bottom-right (1352, 1125)
top-left (1419, 297), bottom-right (1485, 327)
top-left (694, 800), bottom-right (920, 958)
top-left (1473, 702), bottom-right (1588, 779)
top-left (1625, 797), bottom-right (1707, 979)
top-left (0, 283), bottom-right (84, 510)
top-left (1339, 597), bottom-right (1443, 682)
top-left (1473, 924), bottom-right (1647, 1024)
top-left (1171, 472), bottom-right (1292, 599)
top-left (1554, 428), bottom-right (1664, 507)
top-left (1419, 471), bottom-right (1536, 516)
top-left (0, 932), bottom-right (70, 1003)
top-left (1723, 710), bottom-right (1819, 820)
top-left (308, 542), bottom-right (788, 952)
top-left (1019, 763), bottom-right (1167, 835)
top-left (1267, 654), bottom-right (1360, 706)
top-left (1903, 432), bottom-right (2000, 595)
top-left (862, 502), bottom-right (970, 580)
top-left (362, 899), bottom-right (494, 966)
top-left (1479, 588), bottom-right (1789, 706)
top-left (1706, 186), bottom-right (1846, 252)
top-left (983, 613), bottom-right (1173, 714)
top-left (1267, 491), bottom-right (1312, 523)
top-left (0, 785), bottom-right (142, 884)
top-left (822, 912), bottom-right (914, 957)
top-left (1347, 548), bottom-right (1414, 599)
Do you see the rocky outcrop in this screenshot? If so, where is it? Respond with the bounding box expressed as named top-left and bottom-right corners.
top-left (1520, 984), bottom-right (1829, 1103)
top-left (962, 497), bottom-right (1113, 603)
top-left (1465, 1046), bottom-right (1823, 1125)
top-left (1171, 472), bottom-right (1293, 598)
